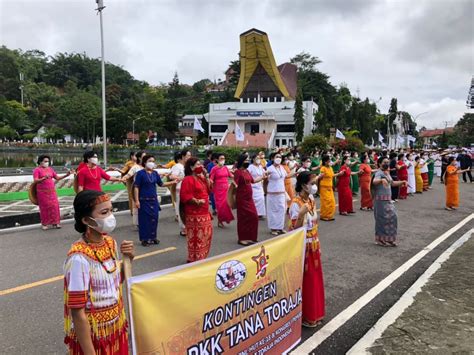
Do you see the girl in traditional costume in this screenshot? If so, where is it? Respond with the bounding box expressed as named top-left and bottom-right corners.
top-left (64, 191), bottom-right (134, 355)
top-left (289, 171), bottom-right (325, 327)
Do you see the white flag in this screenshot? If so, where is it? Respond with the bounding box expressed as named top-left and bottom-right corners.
top-left (397, 134), bottom-right (404, 144)
top-left (371, 138), bottom-right (374, 148)
top-left (335, 129), bottom-right (345, 140)
top-left (378, 132), bottom-right (384, 142)
top-left (381, 142), bottom-right (387, 148)
top-left (235, 122), bottom-right (245, 141)
top-left (407, 134), bottom-right (416, 143)
top-left (193, 116), bottom-right (205, 133)
top-left (432, 141), bottom-right (437, 147)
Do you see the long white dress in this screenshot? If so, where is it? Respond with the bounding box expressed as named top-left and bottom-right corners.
top-left (407, 160), bottom-right (416, 194)
top-left (170, 162), bottom-right (185, 229)
top-left (266, 164), bottom-right (287, 230)
top-left (247, 163), bottom-right (266, 217)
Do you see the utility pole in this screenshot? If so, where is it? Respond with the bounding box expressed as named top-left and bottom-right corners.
top-left (95, 0), bottom-right (107, 165)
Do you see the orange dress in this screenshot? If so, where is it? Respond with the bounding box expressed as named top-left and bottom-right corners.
top-left (359, 163), bottom-right (373, 209)
top-left (445, 166), bottom-right (459, 208)
top-left (283, 164), bottom-right (295, 208)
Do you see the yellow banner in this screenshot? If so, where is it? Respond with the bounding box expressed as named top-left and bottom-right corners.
top-left (128, 228), bottom-right (306, 354)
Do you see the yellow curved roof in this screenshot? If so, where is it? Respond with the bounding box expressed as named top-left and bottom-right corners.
top-left (234, 29), bottom-right (291, 100)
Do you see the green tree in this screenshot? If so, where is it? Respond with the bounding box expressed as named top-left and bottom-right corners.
top-left (0, 100), bottom-right (28, 130)
top-left (192, 79), bottom-right (212, 93)
top-left (55, 90), bottom-right (101, 141)
top-left (290, 52), bottom-right (322, 73)
top-left (0, 46), bottom-right (21, 101)
top-left (454, 113), bottom-right (473, 146)
top-left (314, 95), bottom-right (329, 135)
top-left (44, 125), bottom-right (67, 140)
top-left (0, 125), bottom-right (16, 140)
top-left (334, 85), bottom-right (352, 129)
top-left (294, 88), bottom-right (304, 143)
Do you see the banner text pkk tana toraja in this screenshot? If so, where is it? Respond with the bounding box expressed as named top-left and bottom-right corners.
top-left (127, 228), bottom-right (306, 354)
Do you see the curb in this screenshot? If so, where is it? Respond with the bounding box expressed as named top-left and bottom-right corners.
top-left (0, 195), bottom-right (172, 232)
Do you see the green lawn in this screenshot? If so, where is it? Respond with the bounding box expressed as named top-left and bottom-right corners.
top-left (0, 184), bottom-right (127, 202)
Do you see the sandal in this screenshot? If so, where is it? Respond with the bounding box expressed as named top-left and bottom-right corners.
top-left (238, 240), bottom-right (257, 246)
top-left (41, 225), bottom-right (49, 231)
top-left (218, 222), bottom-right (225, 228)
top-left (54, 224), bottom-right (62, 229)
top-left (386, 241), bottom-right (397, 247)
top-left (141, 241), bottom-right (149, 247)
top-left (179, 231), bottom-right (187, 237)
top-left (302, 320), bottom-right (321, 328)
top-left (375, 241), bottom-right (388, 247)
top-left (150, 239), bottom-right (160, 245)
top-left (270, 231), bottom-right (279, 236)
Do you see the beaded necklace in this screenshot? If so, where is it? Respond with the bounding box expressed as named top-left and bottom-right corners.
top-left (82, 235), bottom-right (117, 274)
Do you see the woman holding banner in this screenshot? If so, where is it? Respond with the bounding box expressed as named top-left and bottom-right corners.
top-left (180, 157), bottom-right (214, 262)
top-left (289, 171), bottom-right (325, 327)
top-left (64, 190), bottom-right (134, 355)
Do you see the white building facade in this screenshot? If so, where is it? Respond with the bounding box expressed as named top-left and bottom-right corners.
top-left (207, 99), bottom-right (317, 148)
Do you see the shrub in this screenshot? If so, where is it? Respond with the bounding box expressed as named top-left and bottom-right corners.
top-left (300, 134), bottom-right (329, 154)
top-left (331, 136), bottom-right (365, 152)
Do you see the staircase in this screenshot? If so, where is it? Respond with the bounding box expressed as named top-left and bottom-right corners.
top-left (221, 132), bottom-right (271, 148)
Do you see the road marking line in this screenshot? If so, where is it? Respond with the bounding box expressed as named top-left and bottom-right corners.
top-left (347, 228), bottom-right (473, 354)
top-left (111, 189), bottom-right (126, 202)
top-left (0, 247), bottom-right (177, 296)
top-left (0, 200), bottom-right (28, 211)
top-left (293, 213), bottom-right (474, 354)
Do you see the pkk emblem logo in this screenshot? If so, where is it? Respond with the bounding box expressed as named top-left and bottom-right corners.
top-left (215, 260), bottom-right (247, 293)
top-left (252, 246), bottom-right (269, 279)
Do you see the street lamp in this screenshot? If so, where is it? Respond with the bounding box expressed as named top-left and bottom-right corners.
top-left (95, 0), bottom-right (107, 166)
top-left (132, 117), bottom-right (142, 145)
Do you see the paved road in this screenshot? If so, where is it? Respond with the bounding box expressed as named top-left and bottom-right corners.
top-left (368, 235), bottom-right (474, 354)
top-left (0, 181), bottom-right (473, 354)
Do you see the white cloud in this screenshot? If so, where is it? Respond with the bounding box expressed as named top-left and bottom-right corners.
top-left (0, 0), bottom-right (471, 128)
top-left (401, 98), bottom-right (468, 129)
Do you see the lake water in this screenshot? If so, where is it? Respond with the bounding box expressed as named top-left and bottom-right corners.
top-left (0, 151), bottom-right (176, 169)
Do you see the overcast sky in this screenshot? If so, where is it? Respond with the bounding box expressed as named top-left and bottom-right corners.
top-left (1, 0), bottom-right (472, 129)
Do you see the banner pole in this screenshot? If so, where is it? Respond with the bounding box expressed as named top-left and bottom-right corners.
top-left (122, 256), bottom-right (133, 352)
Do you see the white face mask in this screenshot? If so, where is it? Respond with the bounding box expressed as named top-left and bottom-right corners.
top-left (310, 184), bottom-right (318, 195)
top-left (89, 157), bottom-right (99, 165)
top-left (146, 161), bottom-right (156, 170)
top-left (255, 158), bottom-right (261, 165)
top-left (89, 214), bottom-right (116, 234)
top-left (289, 156), bottom-right (294, 161)
top-left (41, 161), bottom-right (50, 167)
top-left (218, 160), bottom-right (225, 166)
top-left (274, 158), bottom-right (282, 165)
top-left (304, 161), bottom-right (311, 168)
